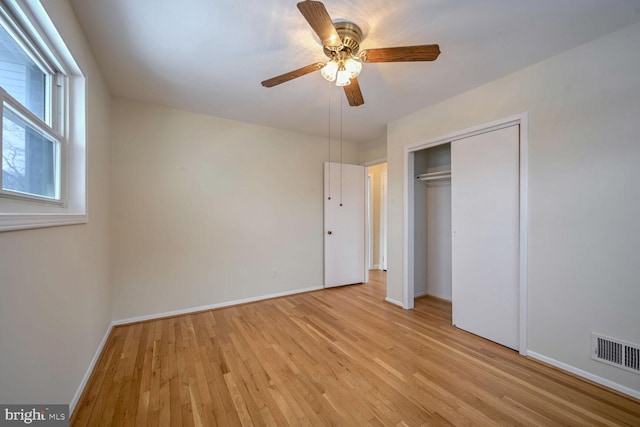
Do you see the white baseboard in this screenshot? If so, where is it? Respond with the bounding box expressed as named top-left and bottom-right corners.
top-left (70, 322), bottom-right (113, 415)
top-left (527, 351), bottom-right (640, 400)
top-left (373, 264), bottom-right (381, 270)
top-left (113, 285), bottom-right (324, 326)
top-left (385, 297), bottom-right (403, 307)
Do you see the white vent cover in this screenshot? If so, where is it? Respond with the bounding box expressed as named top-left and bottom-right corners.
top-left (592, 333), bottom-right (640, 374)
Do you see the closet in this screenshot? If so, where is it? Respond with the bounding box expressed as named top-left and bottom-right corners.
top-left (414, 143), bottom-right (452, 301)
top-left (412, 124), bottom-right (521, 351)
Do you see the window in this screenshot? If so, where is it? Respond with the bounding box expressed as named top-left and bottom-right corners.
top-left (0, 3), bottom-right (63, 203)
top-left (0, 0), bottom-right (87, 232)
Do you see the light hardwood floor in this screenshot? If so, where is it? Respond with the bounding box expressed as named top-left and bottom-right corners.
top-left (72, 271), bottom-right (640, 426)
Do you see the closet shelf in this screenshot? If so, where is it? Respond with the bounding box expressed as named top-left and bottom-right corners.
top-left (416, 170), bottom-right (451, 182)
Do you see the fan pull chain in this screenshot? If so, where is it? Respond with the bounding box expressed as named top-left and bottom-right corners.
top-left (327, 80), bottom-right (331, 201)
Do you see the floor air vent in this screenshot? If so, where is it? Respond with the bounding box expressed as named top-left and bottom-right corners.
top-left (592, 333), bottom-right (640, 374)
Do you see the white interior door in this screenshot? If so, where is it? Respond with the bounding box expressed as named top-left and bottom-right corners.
top-left (451, 125), bottom-right (520, 350)
top-left (324, 162), bottom-right (365, 287)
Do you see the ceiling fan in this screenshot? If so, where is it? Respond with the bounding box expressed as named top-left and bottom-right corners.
top-left (261, 0), bottom-right (441, 107)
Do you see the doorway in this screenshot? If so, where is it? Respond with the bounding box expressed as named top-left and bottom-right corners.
top-left (365, 162), bottom-right (388, 275)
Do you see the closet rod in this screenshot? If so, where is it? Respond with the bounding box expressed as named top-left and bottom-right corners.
top-left (415, 170), bottom-right (451, 182)
top-left (417, 176), bottom-right (451, 183)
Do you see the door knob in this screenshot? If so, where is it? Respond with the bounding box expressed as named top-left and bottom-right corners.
top-left (327, 231), bottom-right (332, 235)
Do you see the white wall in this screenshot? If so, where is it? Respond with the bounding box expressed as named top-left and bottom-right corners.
top-left (0, 0), bottom-right (112, 405)
top-left (413, 183), bottom-right (449, 300)
top-left (424, 183), bottom-right (451, 300)
top-left (359, 134), bottom-right (387, 164)
top-left (387, 22), bottom-right (640, 392)
top-left (110, 99), bottom-right (359, 321)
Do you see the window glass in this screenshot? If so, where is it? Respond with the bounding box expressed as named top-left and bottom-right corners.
top-left (2, 105), bottom-right (58, 199)
top-left (0, 23), bottom-right (47, 121)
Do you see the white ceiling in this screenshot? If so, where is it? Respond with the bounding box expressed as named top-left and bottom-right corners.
top-left (68, 0), bottom-right (640, 143)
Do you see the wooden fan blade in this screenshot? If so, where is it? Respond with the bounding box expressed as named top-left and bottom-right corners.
top-left (296, 1), bottom-right (341, 48)
top-left (343, 78), bottom-right (364, 107)
top-left (360, 44), bottom-right (441, 63)
top-left (261, 63), bottom-right (323, 87)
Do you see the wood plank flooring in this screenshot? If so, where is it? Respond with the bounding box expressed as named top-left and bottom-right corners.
top-left (72, 271), bottom-right (640, 426)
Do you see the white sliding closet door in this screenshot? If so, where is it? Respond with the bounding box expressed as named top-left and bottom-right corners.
top-left (451, 125), bottom-right (520, 350)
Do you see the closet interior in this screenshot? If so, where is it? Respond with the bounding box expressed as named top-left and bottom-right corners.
top-left (413, 143), bottom-right (452, 301)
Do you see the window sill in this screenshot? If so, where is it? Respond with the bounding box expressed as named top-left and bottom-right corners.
top-left (0, 213), bottom-right (87, 232)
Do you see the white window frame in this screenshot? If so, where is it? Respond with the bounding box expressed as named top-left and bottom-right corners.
top-left (0, 89), bottom-right (65, 204)
top-left (0, 0), bottom-right (87, 232)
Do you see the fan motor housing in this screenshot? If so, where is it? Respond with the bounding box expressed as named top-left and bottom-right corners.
top-left (324, 21), bottom-right (363, 57)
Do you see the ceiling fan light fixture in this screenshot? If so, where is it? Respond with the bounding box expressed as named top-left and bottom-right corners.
top-left (262, 1), bottom-right (441, 108)
top-left (335, 64), bottom-right (351, 87)
top-left (344, 57), bottom-right (362, 78)
top-left (320, 60), bottom-right (339, 82)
